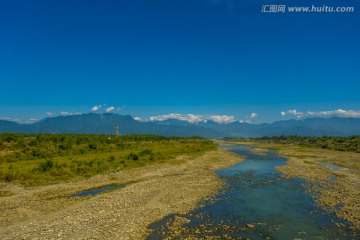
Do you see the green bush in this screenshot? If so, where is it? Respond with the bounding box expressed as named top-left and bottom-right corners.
top-left (127, 153), bottom-right (139, 161)
top-left (39, 159), bottom-right (54, 172)
top-left (139, 149), bottom-right (152, 156)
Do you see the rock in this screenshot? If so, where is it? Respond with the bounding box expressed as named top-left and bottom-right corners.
top-left (246, 223), bottom-right (255, 230)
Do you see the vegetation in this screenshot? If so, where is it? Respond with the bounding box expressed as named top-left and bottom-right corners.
top-left (0, 133), bottom-right (216, 185)
top-left (232, 136), bottom-right (360, 153)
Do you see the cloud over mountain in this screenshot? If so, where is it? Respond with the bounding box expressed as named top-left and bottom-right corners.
top-left (150, 113), bottom-right (235, 124)
top-left (0, 117), bottom-right (21, 122)
top-left (60, 112), bottom-right (81, 116)
top-left (91, 105), bottom-right (102, 112)
top-left (281, 109), bottom-right (360, 118)
top-left (106, 106), bottom-right (115, 113)
top-left (249, 113), bottom-right (258, 119)
top-left (307, 109), bottom-right (360, 118)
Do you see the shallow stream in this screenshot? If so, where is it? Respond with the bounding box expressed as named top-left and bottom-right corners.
top-left (148, 145), bottom-right (354, 239)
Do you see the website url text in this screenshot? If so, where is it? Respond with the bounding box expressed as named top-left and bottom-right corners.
top-left (261, 5), bottom-right (355, 13)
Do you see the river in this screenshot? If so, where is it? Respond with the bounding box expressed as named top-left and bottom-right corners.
top-left (148, 145), bottom-right (354, 239)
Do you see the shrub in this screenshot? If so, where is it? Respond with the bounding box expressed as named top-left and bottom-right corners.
top-left (39, 159), bottom-right (54, 172)
top-left (127, 153), bottom-right (139, 161)
top-left (139, 149), bottom-right (152, 156)
top-left (108, 155), bottom-right (116, 162)
top-left (88, 143), bottom-right (97, 150)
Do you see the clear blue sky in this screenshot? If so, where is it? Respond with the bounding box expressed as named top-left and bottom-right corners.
top-left (1, 0), bottom-right (359, 123)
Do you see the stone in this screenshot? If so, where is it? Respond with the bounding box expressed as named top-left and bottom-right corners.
top-left (246, 224), bottom-right (255, 230)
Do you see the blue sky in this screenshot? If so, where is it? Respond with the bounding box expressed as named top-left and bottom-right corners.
top-left (1, 0), bottom-right (359, 123)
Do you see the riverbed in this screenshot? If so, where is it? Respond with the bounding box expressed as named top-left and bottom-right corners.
top-left (0, 149), bottom-right (244, 239)
top-left (148, 145), bottom-right (355, 239)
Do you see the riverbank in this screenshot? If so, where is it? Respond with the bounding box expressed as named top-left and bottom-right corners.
top-left (0, 148), bottom-right (244, 239)
top-left (242, 142), bottom-right (360, 232)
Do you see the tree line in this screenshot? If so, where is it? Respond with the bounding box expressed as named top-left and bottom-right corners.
top-left (254, 135), bottom-right (360, 153)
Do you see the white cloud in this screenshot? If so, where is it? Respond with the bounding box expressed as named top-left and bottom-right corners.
top-left (239, 120), bottom-right (252, 124)
top-left (60, 112), bottom-right (81, 116)
top-left (249, 113), bottom-right (258, 119)
top-left (134, 117), bottom-right (142, 121)
top-left (149, 113), bottom-right (235, 124)
top-left (281, 109), bottom-right (305, 118)
top-left (91, 105), bottom-right (102, 112)
top-left (307, 109), bottom-right (360, 118)
top-left (23, 118), bottom-right (39, 124)
top-left (150, 114), bottom-right (201, 123)
top-left (0, 117), bottom-right (21, 122)
top-left (243, 112), bottom-right (258, 124)
top-left (288, 109), bottom-right (304, 116)
top-left (45, 112), bottom-right (81, 117)
top-left (206, 115), bottom-right (235, 124)
top-left (0, 117), bottom-right (41, 124)
top-left (105, 106), bottom-right (115, 113)
top-left (281, 109), bottom-right (360, 119)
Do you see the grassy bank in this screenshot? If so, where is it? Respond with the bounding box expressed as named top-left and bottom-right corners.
top-left (0, 133), bottom-right (216, 186)
top-left (231, 136), bottom-right (360, 153)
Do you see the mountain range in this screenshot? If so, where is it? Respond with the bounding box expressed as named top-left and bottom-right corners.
top-left (1, 113), bottom-right (360, 138)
